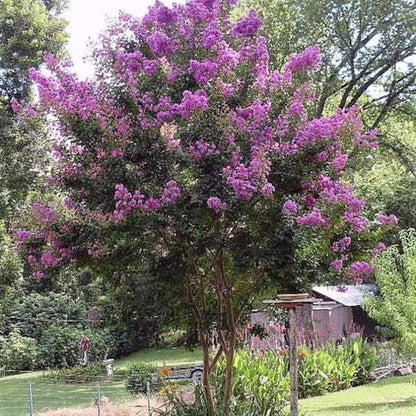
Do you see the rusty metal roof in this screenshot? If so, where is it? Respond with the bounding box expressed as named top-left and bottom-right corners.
top-left (312, 284), bottom-right (377, 307)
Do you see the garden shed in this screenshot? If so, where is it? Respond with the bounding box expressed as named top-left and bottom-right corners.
top-left (252, 284), bottom-right (378, 348)
top-left (311, 284), bottom-right (378, 340)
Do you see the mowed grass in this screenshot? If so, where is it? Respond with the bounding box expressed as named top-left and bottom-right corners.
top-left (0, 347), bottom-right (202, 416)
top-left (114, 346), bottom-right (202, 368)
top-left (300, 374), bottom-right (416, 416)
top-left (0, 372), bottom-right (131, 416)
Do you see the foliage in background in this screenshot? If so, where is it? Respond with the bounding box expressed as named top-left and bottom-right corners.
top-left (44, 363), bottom-right (108, 384)
top-left (240, 0), bottom-right (415, 128)
top-left (0, 328), bottom-right (40, 372)
top-left (0, 0), bottom-right (67, 219)
top-left (125, 361), bottom-right (159, 396)
top-left (365, 229), bottom-right (416, 355)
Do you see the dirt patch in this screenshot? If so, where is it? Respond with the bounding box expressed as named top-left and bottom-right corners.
top-left (37, 395), bottom-right (166, 416)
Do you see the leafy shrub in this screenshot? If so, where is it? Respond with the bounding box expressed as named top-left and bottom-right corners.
top-left (125, 362), bottom-right (159, 395)
top-left (214, 350), bottom-right (289, 416)
top-left (0, 328), bottom-right (40, 371)
top-left (39, 326), bottom-right (111, 369)
top-left (211, 336), bottom-right (378, 413)
top-left (365, 229), bottom-right (416, 355)
top-left (44, 363), bottom-right (107, 384)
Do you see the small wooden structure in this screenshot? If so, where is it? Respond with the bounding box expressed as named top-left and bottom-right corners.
top-left (264, 294), bottom-right (317, 416)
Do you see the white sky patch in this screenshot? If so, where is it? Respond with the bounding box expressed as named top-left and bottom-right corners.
top-left (64, 0), bottom-right (181, 79)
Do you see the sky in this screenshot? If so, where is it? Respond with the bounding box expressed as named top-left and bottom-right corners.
top-left (64, 0), bottom-right (179, 78)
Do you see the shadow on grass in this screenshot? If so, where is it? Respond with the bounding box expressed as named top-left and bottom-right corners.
top-left (320, 397), bottom-right (416, 414)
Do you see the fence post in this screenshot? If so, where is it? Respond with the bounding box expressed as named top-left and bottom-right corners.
top-left (96, 383), bottom-right (101, 416)
top-left (147, 381), bottom-right (152, 416)
top-left (28, 381), bottom-right (34, 416)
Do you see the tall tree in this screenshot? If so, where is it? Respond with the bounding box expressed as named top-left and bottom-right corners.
top-left (241, 0), bottom-right (415, 128)
top-left (0, 0), bottom-right (67, 220)
top-left (17, 1), bottom-right (387, 413)
top-left (0, 0), bottom-right (67, 289)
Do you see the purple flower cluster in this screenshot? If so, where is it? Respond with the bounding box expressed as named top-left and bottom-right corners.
top-left (373, 242), bottom-right (387, 256)
top-left (207, 196), bottom-right (227, 214)
top-left (331, 259), bottom-right (343, 272)
top-left (113, 181), bottom-right (181, 221)
top-left (377, 214), bottom-right (399, 225)
top-left (331, 236), bottom-right (352, 253)
top-left (282, 200), bottom-right (298, 215)
top-left (232, 10), bottom-right (262, 38)
top-left (348, 261), bottom-right (377, 277)
top-left (189, 140), bottom-right (218, 161)
top-left (286, 45), bottom-right (321, 73)
top-left (296, 208), bottom-right (329, 228)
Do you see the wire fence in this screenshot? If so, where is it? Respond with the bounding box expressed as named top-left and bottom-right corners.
top-left (0, 373), bottom-right (155, 416)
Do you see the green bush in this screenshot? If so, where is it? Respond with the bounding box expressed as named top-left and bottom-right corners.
top-left (39, 326), bottom-right (111, 369)
top-left (44, 363), bottom-right (107, 384)
top-left (0, 328), bottom-right (40, 371)
top-left (215, 349), bottom-right (290, 416)
top-left (125, 362), bottom-right (159, 396)
top-left (212, 336), bottom-right (378, 413)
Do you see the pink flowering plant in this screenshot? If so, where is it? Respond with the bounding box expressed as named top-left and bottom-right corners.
top-left (14, 0), bottom-right (396, 413)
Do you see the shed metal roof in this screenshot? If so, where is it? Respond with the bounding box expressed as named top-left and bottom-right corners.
top-left (312, 284), bottom-right (377, 307)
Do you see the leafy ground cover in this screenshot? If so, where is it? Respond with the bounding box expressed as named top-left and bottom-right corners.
top-left (300, 374), bottom-right (416, 416)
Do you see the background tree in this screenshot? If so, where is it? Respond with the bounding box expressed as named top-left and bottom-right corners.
top-left (0, 0), bottom-right (67, 295)
top-left (364, 229), bottom-right (416, 355)
top-left (241, 0), bottom-right (415, 127)
top-left (241, 0), bottom-right (416, 241)
top-left (0, 0), bottom-right (67, 220)
top-left (17, 1), bottom-right (386, 413)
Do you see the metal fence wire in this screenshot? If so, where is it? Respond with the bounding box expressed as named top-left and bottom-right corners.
top-left (0, 374), bottom-right (155, 416)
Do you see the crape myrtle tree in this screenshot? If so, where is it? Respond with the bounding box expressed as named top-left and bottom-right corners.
top-left (15, 0), bottom-right (393, 413)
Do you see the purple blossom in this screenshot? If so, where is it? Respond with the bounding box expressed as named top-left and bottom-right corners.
top-left (344, 213), bottom-right (369, 232)
top-left (203, 22), bottom-right (222, 49)
top-left (373, 242), bottom-right (387, 256)
top-left (331, 259), bottom-right (343, 272)
top-left (348, 261), bottom-right (377, 277)
top-left (225, 164), bottom-right (257, 200)
top-left (232, 9), bottom-right (262, 38)
top-left (332, 153), bottom-right (348, 171)
top-left (147, 31), bottom-right (174, 57)
top-left (189, 59), bottom-right (219, 85)
top-left (286, 45), bottom-right (321, 73)
top-left (282, 200), bottom-right (298, 215)
top-left (189, 140), bottom-right (218, 161)
top-left (161, 180), bottom-right (181, 203)
top-left (33, 203), bottom-right (56, 225)
top-left (296, 208), bottom-right (329, 228)
top-left (260, 183), bottom-right (275, 196)
top-left (331, 236), bottom-right (352, 253)
top-left (15, 229), bottom-right (33, 241)
top-left (207, 196), bottom-right (227, 214)
top-left (377, 214), bottom-right (399, 225)
top-left (337, 285), bottom-right (348, 292)
top-left (34, 271), bottom-right (45, 279)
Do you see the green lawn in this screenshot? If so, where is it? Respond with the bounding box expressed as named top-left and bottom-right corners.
top-left (114, 346), bottom-right (202, 368)
top-left (0, 346), bottom-right (202, 416)
top-left (300, 374), bottom-right (416, 416)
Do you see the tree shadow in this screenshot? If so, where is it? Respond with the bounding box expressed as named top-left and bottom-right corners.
top-left (320, 397), bottom-right (416, 414)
